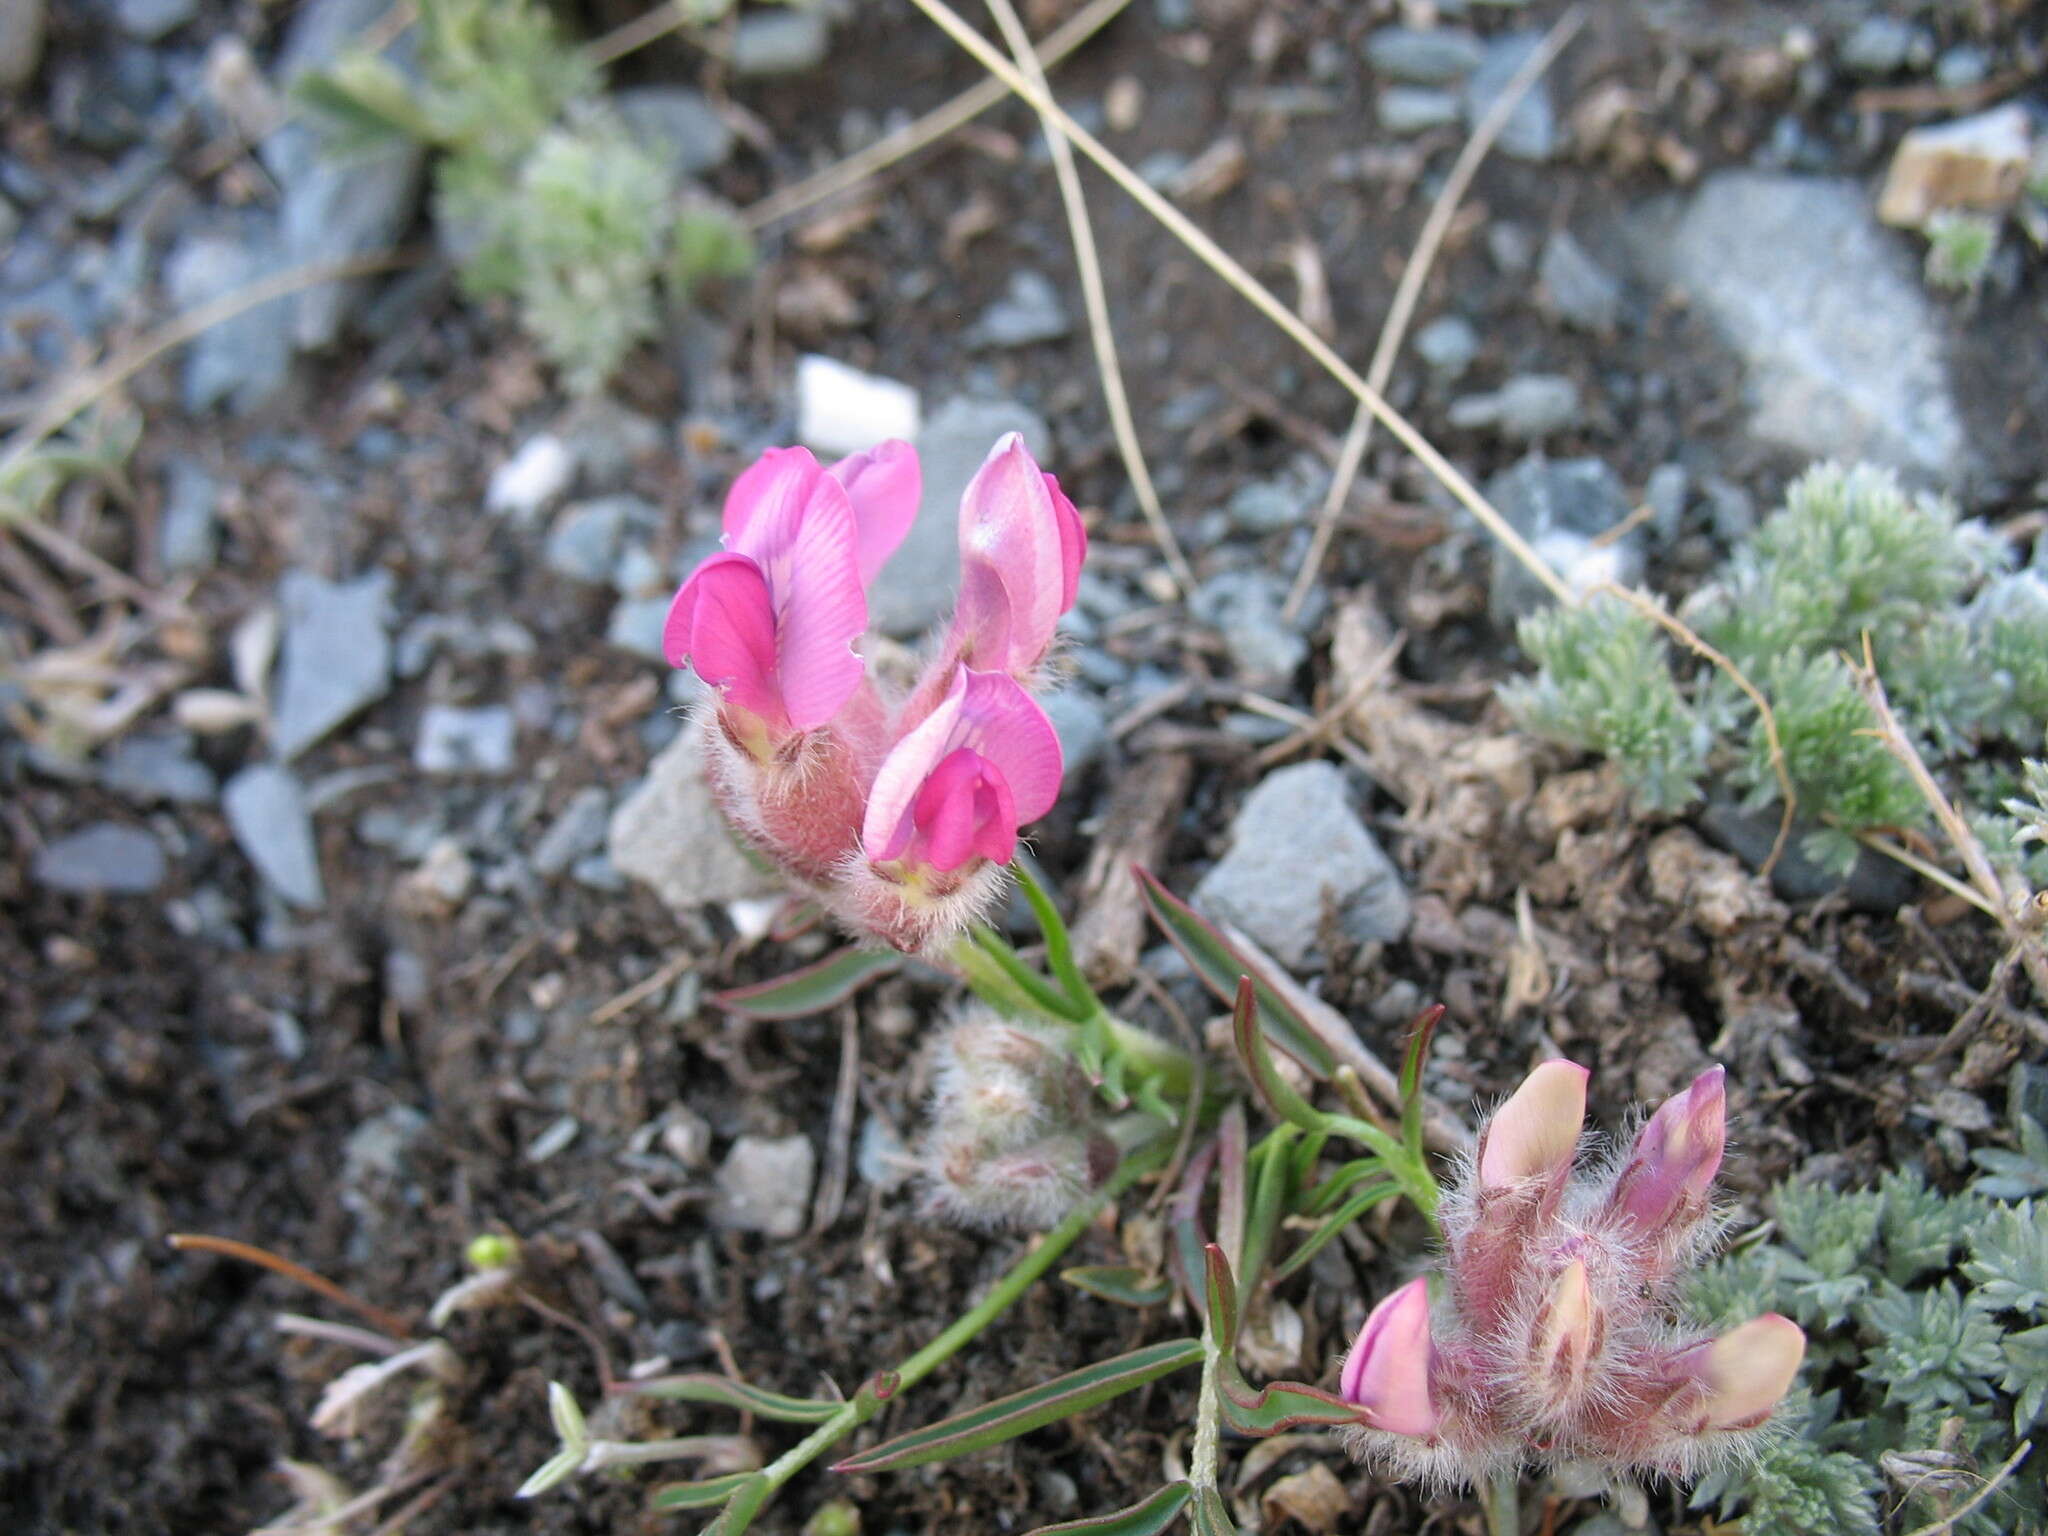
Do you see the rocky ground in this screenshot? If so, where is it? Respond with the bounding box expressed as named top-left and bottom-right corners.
top-left (2, 0), bottom-right (2046, 1533)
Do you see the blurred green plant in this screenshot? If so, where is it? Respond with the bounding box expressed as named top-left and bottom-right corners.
top-left (1502, 462), bottom-right (2048, 878)
top-left (0, 406), bottom-right (142, 525)
top-left (1924, 209), bottom-right (2001, 295)
top-left (294, 0), bottom-right (753, 394)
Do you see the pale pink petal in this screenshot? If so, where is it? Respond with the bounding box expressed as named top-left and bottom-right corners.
top-left (864, 669), bottom-right (969, 861)
top-left (721, 446), bottom-right (824, 546)
top-left (1677, 1315), bottom-right (1805, 1431)
top-left (763, 474), bottom-right (868, 730)
top-left (665, 555), bottom-right (786, 727)
top-left (1339, 1278), bottom-right (1440, 1437)
top-left (956, 433), bottom-right (1065, 671)
top-left (1477, 1060), bottom-right (1589, 1191)
top-left (829, 440), bottom-right (921, 585)
top-left (954, 669), bottom-right (1062, 823)
top-left (1043, 471), bottom-right (1086, 612)
top-left (1609, 1066), bottom-right (1726, 1236)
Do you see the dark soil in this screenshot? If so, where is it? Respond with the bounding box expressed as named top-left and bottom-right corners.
top-left (4, 1), bottom-right (2045, 1533)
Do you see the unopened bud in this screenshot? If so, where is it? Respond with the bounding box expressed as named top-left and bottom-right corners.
top-left (1340, 1278), bottom-right (1441, 1439)
top-left (1608, 1067), bottom-right (1725, 1239)
top-left (1478, 1060), bottom-right (1589, 1190)
top-left (1675, 1314), bottom-right (1805, 1432)
top-left (1531, 1258), bottom-right (1602, 1404)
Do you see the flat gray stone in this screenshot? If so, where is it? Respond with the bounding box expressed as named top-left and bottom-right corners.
top-left (101, 729), bottom-right (216, 804)
top-left (968, 270), bottom-right (1071, 349)
top-left (1415, 314), bottom-right (1480, 378)
top-left (714, 1134), bottom-right (815, 1236)
top-left (606, 595), bottom-right (671, 662)
top-left (1464, 34), bottom-right (1556, 160)
top-left (868, 398), bottom-right (1052, 638)
top-left (1627, 173), bottom-right (1967, 475)
top-left (1192, 761), bottom-right (1410, 968)
top-left (1365, 26), bottom-right (1483, 84)
top-left (1538, 229), bottom-right (1622, 332)
top-left (1378, 86), bottom-right (1462, 135)
top-left (158, 457), bottom-right (220, 574)
top-left (1189, 568), bottom-right (1309, 688)
top-left (223, 763), bottom-right (325, 908)
top-left (1485, 455), bottom-right (1640, 624)
top-left (1448, 374), bottom-right (1580, 440)
top-left (1041, 688), bottom-right (1108, 785)
top-left (545, 496), bottom-right (638, 584)
top-left (414, 704), bottom-right (516, 775)
top-left (270, 570), bottom-right (395, 760)
top-left (533, 785), bottom-right (611, 877)
top-left (607, 718), bottom-right (783, 914)
top-left (113, 0), bottom-right (196, 41)
top-left (34, 822), bottom-right (166, 894)
top-left (0, 0), bottom-right (46, 92)
top-left (730, 8), bottom-right (829, 76)
top-left (614, 86), bottom-right (733, 179)
top-left (164, 218), bottom-right (292, 415)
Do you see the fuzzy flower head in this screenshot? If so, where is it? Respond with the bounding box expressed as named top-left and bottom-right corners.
top-left (662, 435), bottom-right (1082, 952)
top-left (1340, 1061), bottom-right (1804, 1489)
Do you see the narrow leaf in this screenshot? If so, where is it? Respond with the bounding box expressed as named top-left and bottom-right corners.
top-left (969, 926), bottom-right (1092, 1023)
top-left (1012, 857), bottom-right (1095, 1017)
top-left (1188, 1484), bottom-right (1238, 1536)
top-left (1232, 975), bottom-right (1325, 1134)
top-left (830, 1340), bottom-right (1203, 1474)
top-left (1239, 1126), bottom-right (1297, 1296)
top-left (1134, 868), bottom-right (1333, 1076)
top-left (614, 1373), bottom-right (843, 1423)
top-left (1204, 1245), bottom-right (1241, 1355)
top-left (1170, 1140), bottom-right (1219, 1318)
top-left (650, 1471), bottom-right (769, 1511)
top-left (1217, 1374), bottom-right (1368, 1435)
top-left (1217, 1104), bottom-right (1248, 1282)
top-left (693, 1475), bottom-right (770, 1536)
top-left (1062, 1266), bottom-right (1174, 1308)
top-left (1272, 1182), bottom-right (1401, 1282)
top-left (1397, 1004), bottom-right (1445, 1159)
top-left (1025, 1482), bottom-right (1192, 1535)
top-left (712, 947), bottom-right (901, 1021)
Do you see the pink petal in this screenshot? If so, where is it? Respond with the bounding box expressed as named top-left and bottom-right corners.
top-left (1609, 1066), bottom-right (1726, 1237)
top-left (955, 433), bottom-right (1066, 672)
top-left (959, 669), bottom-right (1062, 823)
top-left (1043, 471), bottom-right (1087, 612)
top-left (1677, 1314), bottom-right (1805, 1432)
top-left (665, 555), bottom-right (786, 728)
top-left (721, 446), bottom-right (824, 546)
top-left (911, 748), bottom-right (1020, 870)
top-left (762, 474), bottom-right (868, 731)
top-left (829, 440), bottom-right (921, 586)
top-left (1477, 1060), bottom-right (1589, 1191)
top-left (1339, 1278), bottom-right (1440, 1437)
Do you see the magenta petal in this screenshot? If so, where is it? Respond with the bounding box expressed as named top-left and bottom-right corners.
top-left (761, 476), bottom-right (868, 731)
top-left (950, 558), bottom-right (1013, 675)
top-left (1340, 1278), bottom-right (1440, 1437)
top-left (910, 748), bottom-right (1019, 871)
top-left (957, 433), bottom-right (1065, 670)
top-left (1043, 471), bottom-right (1086, 613)
top-left (722, 446), bottom-right (823, 546)
top-left (668, 555), bottom-right (786, 727)
top-left (829, 440), bottom-right (921, 586)
top-left (956, 670), bottom-right (1062, 824)
top-left (865, 670), bottom-right (969, 862)
top-left (1611, 1065), bottom-right (1726, 1235)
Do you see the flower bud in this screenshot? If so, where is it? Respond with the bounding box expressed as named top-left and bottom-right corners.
top-left (1529, 1258), bottom-right (1603, 1409)
top-left (1340, 1278), bottom-right (1442, 1439)
top-left (1477, 1060), bottom-right (1589, 1191)
top-left (1606, 1066), bottom-right (1725, 1243)
top-left (1672, 1314), bottom-right (1806, 1433)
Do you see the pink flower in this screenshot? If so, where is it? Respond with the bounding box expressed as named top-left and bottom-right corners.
top-left (1606, 1066), bottom-right (1726, 1249)
top-left (946, 433), bottom-right (1087, 680)
top-left (1477, 1059), bottom-right (1588, 1191)
top-left (664, 443), bottom-right (919, 735)
top-left (863, 666), bottom-right (1062, 875)
top-left (1340, 1278), bottom-right (1442, 1438)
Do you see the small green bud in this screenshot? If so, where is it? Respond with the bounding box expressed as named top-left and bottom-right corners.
top-left (466, 1232), bottom-right (519, 1272)
top-left (802, 1498), bottom-right (862, 1536)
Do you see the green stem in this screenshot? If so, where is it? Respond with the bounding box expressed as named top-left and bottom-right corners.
top-left (740, 1138), bottom-right (1173, 1515)
top-left (1481, 1469), bottom-right (1520, 1536)
top-left (1088, 1007), bottom-right (1197, 1101)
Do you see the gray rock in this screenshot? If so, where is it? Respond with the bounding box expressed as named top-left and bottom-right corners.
top-left (606, 596), bottom-right (671, 662)
top-left (393, 614), bottom-right (537, 678)
top-left (1840, 16), bottom-right (1926, 77)
top-left (114, 0), bottom-right (196, 41)
top-left (1378, 86), bottom-right (1463, 135)
top-left (1645, 463), bottom-right (1688, 542)
top-left (340, 1104), bottom-right (428, 1211)
top-left (1189, 568), bottom-right (1309, 687)
top-left (730, 8), bottom-right (830, 76)
top-left (223, 763), bottom-right (325, 908)
top-left (1936, 46), bottom-right (1989, 90)
top-left (1041, 689), bottom-right (1108, 784)
top-left (533, 785), bottom-right (611, 877)
top-left (1464, 34), bottom-right (1556, 160)
top-left (0, 0), bottom-right (45, 92)
top-left (164, 219), bottom-right (292, 414)
top-left (1484, 455), bottom-right (1638, 624)
top-left (613, 86), bottom-right (734, 179)
top-left (1192, 762), bottom-right (1411, 968)
top-left (1701, 795), bottom-right (1916, 911)
top-left (1701, 475), bottom-right (1756, 542)
top-left (415, 704), bottom-right (516, 775)
top-left (34, 822), bottom-right (167, 894)
top-left (714, 1134), bottom-right (815, 1237)
top-left (74, 144), bottom-right (171, 222)
top-left (545, 496), bottom-right (639, 584)
top-left (1538, 229), bottom-right (1622, 332)
top-left (1448, 374), bottom-right (1580, 439)
top-left (556, 397), bottom-right (664, 492)
top-left (1626, 173), bottom-right (1966, 475)
top-left (1487, 221), bottom-right (1536, 274)
top-left (607, 718), bottom-right (783, 914)
top-left (1227, 465), bottom-right (1322, 533)
top-left (613, 543), bottom-right (666, 598)
top-left (1365, 26), bottom-right (1483, 84)
top-left (1414, 314), bottom-right (1480, 379)
top-left (260, 0), bottom-right (424, 349)
top-left (158, 458), bottom-right (220, 574)
top-left (101, 729), bottom-right (216, 804)
top-left (868, 398), bottom-right (1052, 638)
top-left (969, 270), bottom-right (1071, 349)
top-left (270, 570), bottom-right (394, 759)
top-left (857, 1117), bottom-right (914, 1191)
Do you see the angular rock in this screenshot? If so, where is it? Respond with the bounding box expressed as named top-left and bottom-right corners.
top-left (867, 398), bottom-right (1051, 638)
top-left (34, 822), bottom-right (167, 895)
top-left (164, 218), bottom-right (292, 415)
top-left (545, 496), bottom-right (638, 584)
top-left (1538, 229), bottom-right (1622, 332)
top-left (1877, 104), bottom-right (2034, 229)
top-left (1414, 314), bottom-right (1480, 378)
top-left (1365, 26), bottom-right (1483, 84)
top-left (1464, 34), bottom-right (1556, 161)
top-left (730, 8), bottom-right (830, 76)
top-left (532, 785), bottom-right (611, 877)
top-left (270, 570), bottom-right (394, 760)
top-left (607, 718), bottom-right (783, 914)
top-left (1627, 172), bottom-right (1966, 475)
top-left (714, 1134), bottom-right (815, 1237)
top-left (1189, 569), bottom-right (1309, 688)
top-left (101, 729), bottom-right (217, 804)
top-left (1192, 762), bottom-right (1410, 968)
top-left (1839, 15), bottom-right (1927, 77)
top-left (114, 0), bottom-right (196, 41)
top-left (1484, 455), bottom-right (1640, 625)
top-left (223, 762), bottom-right (325, 908)
top-left (414, 704), bottom-right (516, 775)
top-left (486, 434), bottom-right (575, 522)
top-left (1448, 374), bottom-right (1580, 439)
top-left (606, 596), bottom-right (671, 662)
top-left (556, 395), bottom-right (663, 492)
top-left (968, 270), bottom-right (1071, 349)
top-left (0, 0), bottom-right (45, 92)
top-left (1041, 688), bottom-right (1108, 785)
top-left (614, 85), bottom-right (734, 179)
top-left (158, 457), bottom-right (220, 574)
top-left (796, 354), bottom-right (920, 459)
top-left (1378, 86), bottom-right (1462, 135)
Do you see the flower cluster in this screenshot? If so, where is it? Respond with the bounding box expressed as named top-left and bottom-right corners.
top-left (1340, 1062), bottom-right (1806, 1486)
top-left (663, 434), bottom-right (1084, 953)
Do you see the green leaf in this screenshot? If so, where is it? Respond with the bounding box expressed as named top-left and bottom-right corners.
top-left (966, 926), bottom-right (1092, 1024)
top-left (614, 1373), bottom-right (843, 1423)
top-left (1012, 857), bottom-right (1095, 1017)
top-left (830, 1339), bottom-right (1203, 1474)
top-left (650, 1472), bottom-right (769, 1511)
top-left (693, 1475), bottom-right (771, 1535)
top-left (1188, 1484), bottom-right (1237, 1535)
top-left (292, 54), bottom-right (437, 151)
top-left (1204, 1245), bottom-right (1241, 1354)
top-left (1025, 1483), bottom-right (1192, 1535)
top-left (1231, 975), bottom-right (1324, 1134)
top-left (1217, 1371), bottom-right (1368, 1435)
top-left (711, 948), bottom-right (901, 1021)
top-left (1217, 1105), bottom-right (1248, 1282)
top-left (1134, 867), bottom-right (1333, 1076)
top-left (1396, 1004), bottom-right (1443, 1160)
top-left (1272, 1181), bottom-right (1400, 1281)
top-left (1060, 1266), bottom-right (1174, 1308)
top-left (1239, 1126), bottom-right (1298, 1298)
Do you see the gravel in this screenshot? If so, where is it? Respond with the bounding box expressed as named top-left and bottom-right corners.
top-left (33, 822), bottom-right (167, 894)
top-left (223, 763), bottom-right (325, 908)
top-left (269, 570), bottom-right (395, 760)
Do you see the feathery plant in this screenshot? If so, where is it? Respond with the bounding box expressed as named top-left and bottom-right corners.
top-left (294, 0), bottom-right (752, 393)
top-left (1502, 462), bottom-right (2048, 877)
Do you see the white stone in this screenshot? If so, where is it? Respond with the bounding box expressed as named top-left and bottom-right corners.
top-left (485, 434), bottom-right (575, 522)
top-left (796, 354), bottom-right (920, 458)
top-left (607, 718), bottom-right (784, 915)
